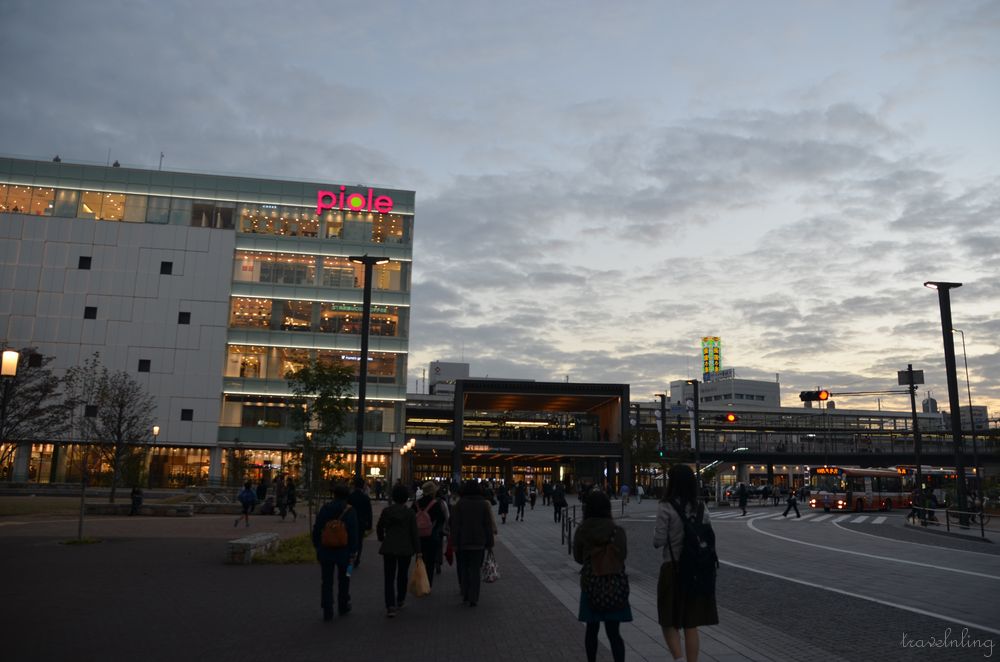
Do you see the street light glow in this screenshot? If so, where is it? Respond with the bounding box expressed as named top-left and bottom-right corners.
top-left (923, 281), bottom-right (962, 290)
top-left (1, 350), bottom-right (18, 377)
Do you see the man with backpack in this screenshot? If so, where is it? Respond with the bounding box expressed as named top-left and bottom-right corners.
top-left (653, 464), bottom-right (718, 662)
top-left (311, 482), bottom-right (359, 621)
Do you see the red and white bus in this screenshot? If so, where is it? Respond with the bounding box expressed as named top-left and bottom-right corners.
top-left (807, 466), bottom-right (910, 512)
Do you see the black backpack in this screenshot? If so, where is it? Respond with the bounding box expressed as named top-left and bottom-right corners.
top-left (670, 500), bottom-right (719, 597)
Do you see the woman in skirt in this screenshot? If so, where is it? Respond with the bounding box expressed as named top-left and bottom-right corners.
top-left (654, 464), bottom-right (719, 662)
top-left (573, 490), bottom-right (631, 662)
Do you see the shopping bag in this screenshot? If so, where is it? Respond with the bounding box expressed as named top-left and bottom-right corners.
top-left (481, 549), bottom-right (499, 583)
top-left (408, 557), bottom-right (431, 597)
top-left (444, 539), bottom-right (454, 566)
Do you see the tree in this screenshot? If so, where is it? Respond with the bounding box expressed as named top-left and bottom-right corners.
top-left (65, 354), bottom-right (156, 503)
top-left (1, 347), bottom-right (69, 478)
top-left (287, 359), bottom-right (354, 522)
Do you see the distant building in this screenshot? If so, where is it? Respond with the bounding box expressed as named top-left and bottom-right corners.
top-left (922, 395), bottom-right (939, 413)
top-left (960, 405), bottom-right (989, 432)
top-left (428, 361), bottom-right (470, 396)
top-left (669, 371), bottom-right (781, 409)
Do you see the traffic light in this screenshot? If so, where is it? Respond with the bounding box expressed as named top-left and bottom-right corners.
top-left (799, 390), bottom-right (830, 402)
top-left (714, 413), bottom-right (739, 423)
top-left (657, 444), bottom-right (665, 458)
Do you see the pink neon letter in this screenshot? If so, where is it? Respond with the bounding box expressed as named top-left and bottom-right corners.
top-left (316, 190), bottom-right (337, 214)
top-left (374, 196), bottom-right (394, 213)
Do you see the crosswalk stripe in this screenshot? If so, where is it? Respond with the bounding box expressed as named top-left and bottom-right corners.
top-left (811, 514), bottom-right (832, 522)
top-left (792, 514), bottom-right (814, 521)
top-left (833, 515), bottom-right (852, 522)
top-left (872, 516), bottom-right (887, 524)
top-left (851, 516), bottom-right (868, 523)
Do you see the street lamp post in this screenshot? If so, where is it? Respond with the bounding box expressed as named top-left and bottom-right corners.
top-left (149, 425), bottom-right (159, 488)
top-left (924, 281), bottom-right (968, 514)
top-left (349, 254), bottom-right (390, 483)
top-left (952, 328), bottom-right (981, 492)
top-left (2, 350), bottom-right (19, 480)
top-left (685, 379), bottom-right (701, 485)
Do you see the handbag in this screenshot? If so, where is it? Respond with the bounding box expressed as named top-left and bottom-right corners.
top-left (408, 557), bottom-right (431, 597)
top-left (481, 549), bottom-right (499, 583)
top-left (581, 532), bottom-right (629, 611)
top-left (581, 559), bottom-right (630, 611)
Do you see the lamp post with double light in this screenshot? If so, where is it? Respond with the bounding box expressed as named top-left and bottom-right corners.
top-left (952, 328), bottom-right (981, 492)
top-left (349, 254), bottom-right (390, 482)
top-left (923, 281), bottom-right (968, 515)
top-left (2, 350), bottom-right (19, 480)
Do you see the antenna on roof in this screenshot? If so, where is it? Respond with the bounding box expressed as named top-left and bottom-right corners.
top-left (159, 152), bottom-right (165, 171)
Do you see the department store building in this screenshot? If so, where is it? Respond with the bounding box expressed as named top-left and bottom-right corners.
top-left (0, 156), bottom-right (413, 487)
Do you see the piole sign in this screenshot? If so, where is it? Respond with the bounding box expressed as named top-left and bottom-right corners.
top-left (316, 187), bottom-right (394, 214)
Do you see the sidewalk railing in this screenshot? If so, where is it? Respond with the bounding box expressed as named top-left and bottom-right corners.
top-left (908, 506), bottom-right (990, 539)
top-left (560, 505), bottom-right (577, 555)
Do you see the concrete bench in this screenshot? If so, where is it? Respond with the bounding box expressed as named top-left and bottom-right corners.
top-left (227, 532), bottom-right (280, 565)
top-left (84, 503), bottom-right (195, 517)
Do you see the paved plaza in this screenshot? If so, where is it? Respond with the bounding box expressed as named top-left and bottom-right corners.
top-left (1, 496), bottom-right (995, 661)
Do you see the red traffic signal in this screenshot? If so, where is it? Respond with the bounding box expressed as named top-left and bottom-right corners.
top-left (715, 412), bottom-right (739, 423)
top-left (799, 390), bottom-right (831, 402)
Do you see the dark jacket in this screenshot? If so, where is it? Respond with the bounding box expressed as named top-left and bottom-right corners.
top-left (312, 499), bottom-right (359, 564)
top-left (513, 485), bottom-right (527, 506)
top-left (377, 503), bottom-right (420, 556)
top-left (450, 495), bottom-right (494, 551)
top-left (573, 517), bottom-right (628, 569)
top-left (553, 485), bottom-right (567, 507)
top-left (412, 495), bottom-right (447, 539)
top-left (348, 488), bottom-right (373, 531)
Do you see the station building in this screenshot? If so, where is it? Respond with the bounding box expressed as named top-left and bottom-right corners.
top-left (0, 156), bottom-right (413, 486)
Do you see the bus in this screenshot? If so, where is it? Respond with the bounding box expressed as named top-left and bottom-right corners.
top-left (894, 465), bottom-right (978, 507)
top-left (807, 466), bottom-right (910, 512)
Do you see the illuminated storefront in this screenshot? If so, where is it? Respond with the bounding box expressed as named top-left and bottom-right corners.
top-left (0, 157), bottom-right (413, 486)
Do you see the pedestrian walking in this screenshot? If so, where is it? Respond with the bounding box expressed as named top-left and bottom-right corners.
top-left (348, 477), bottom-right (373, 567)
top-left (412, 481), bottom-right (447, 587)
top-left (274, 473), bottom-right (287, 519)
top-left (497, 483), bottom-right (511, 524)
top-left (529, 483), bottom-right (537, 510)
top-left (235, 480), bottom-right (257, 527)
top-left (256, 477), bottom-right (268, 504)
top-left (285, 476), bottom-right (298, 522)
top-left (311, 482), bottom-right (359, 621)
top-left (574, 490), bottom-right (631, 662)
top-left (636, 484), bottom-right (644, 504)
top-left (377, 482), bottom-right (419, 617)
top-left (450, 479), bottom-right (494, 607)
top-left (772, 485), bottom-right (781, 507)
top-left (737, 483), bottom-right (748, 516)
top-left (654, 464), bottom-right (718, 662)
top-left (553, 481), bottom-right (568, 523)
top-left (543, 481), bottom-right (553, 506)
top-left (129, 486), bottom-right (143, 515)
top-left (620, 483), bottom-right (631, 504)
top-left (513, 481), bottom-right (527, 521)
top-left (782, 489), bottom-right (801, 518)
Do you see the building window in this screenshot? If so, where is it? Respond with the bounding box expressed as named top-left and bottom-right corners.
top-left (180, 409), bottom-right (193, 421)
top-left (160, 261), bottom-right (173, 275)
top-left (84, 404), bottom-right (98, 418)
top-left (84, 306), bottom-right (97, 319)
top-left (27, 353), bottom-right (43, 368)
top-left (138, 359), bottom-right (151, 373)
top-left (229, 298), bottom-right (272, 329)
top-left (78, 191), bottom-right (125, 221)
top-left (78, 256), bottom-right (92, 270)
top-left (178, 311), bottom-right (191, 325)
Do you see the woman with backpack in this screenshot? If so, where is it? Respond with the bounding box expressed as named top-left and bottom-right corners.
top-left (654, 464), bottom-right (718, 662)
top-left (412, 481), bottom-right (447, 587)
top-left (573, 490), bottom-right (631, 662)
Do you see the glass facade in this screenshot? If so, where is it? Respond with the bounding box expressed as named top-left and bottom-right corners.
top-left (0, 157), bottom-right (414, 486)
